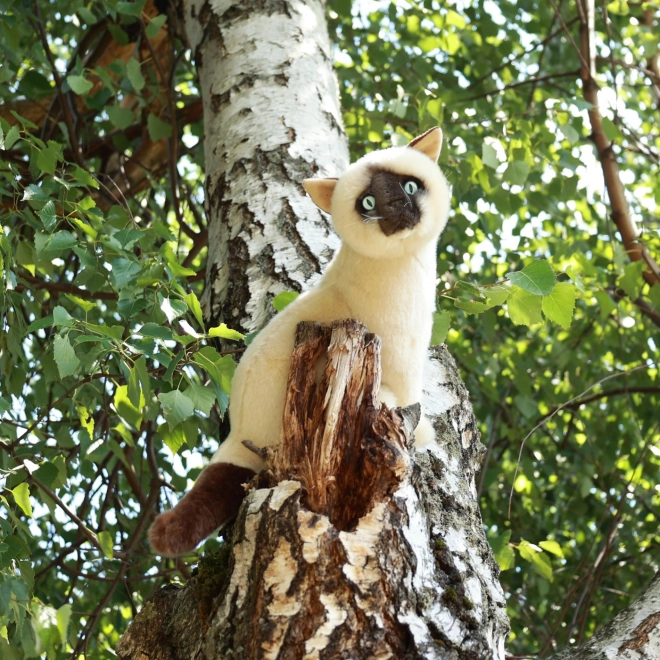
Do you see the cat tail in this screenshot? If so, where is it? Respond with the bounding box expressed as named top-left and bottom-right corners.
top-left (149, 462), bottom-right (256, 557)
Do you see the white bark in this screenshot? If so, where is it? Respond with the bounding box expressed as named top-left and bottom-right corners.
top-left (550, 573), bottom-right (660, 660)
top-left (176, 0), bottom-right (349, 332)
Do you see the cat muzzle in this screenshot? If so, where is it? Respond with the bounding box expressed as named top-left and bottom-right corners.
top-left (378, 206), bottom-right (421, 236)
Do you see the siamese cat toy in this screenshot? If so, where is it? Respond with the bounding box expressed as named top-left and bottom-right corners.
top-left (149, 127), bottom-right (451, 557)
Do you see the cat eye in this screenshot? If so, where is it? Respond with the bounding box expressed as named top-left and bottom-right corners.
top-left (404, 180), bottom-right (419, 195)
top-left (362, 195), bottom-right (376, 211)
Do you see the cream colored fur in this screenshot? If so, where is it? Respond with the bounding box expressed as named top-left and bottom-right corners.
top-left (211, 128), bottom-right (451, 473)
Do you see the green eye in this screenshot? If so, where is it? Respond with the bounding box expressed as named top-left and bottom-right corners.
top-left (362, 195), bottom-right (376, 211)
top-left (404, 180), bottom-right (419, 194)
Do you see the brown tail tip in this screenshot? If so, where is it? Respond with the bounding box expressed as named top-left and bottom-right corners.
top-left (149, 463), bottom-right (256, 557)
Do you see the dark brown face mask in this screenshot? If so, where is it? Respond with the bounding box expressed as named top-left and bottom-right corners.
top-left (356, 170), bottom-right (425, 236)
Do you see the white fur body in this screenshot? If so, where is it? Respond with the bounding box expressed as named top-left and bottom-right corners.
top-left (211, 138), bottom-right (451, 473)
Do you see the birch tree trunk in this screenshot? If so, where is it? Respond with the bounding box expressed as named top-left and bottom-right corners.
top-left (170, 0), bottom-right (349, 334)
top-left (117, 322), bottom-right (510, 659)
top-left (117, 0), bottom-right (511, 656)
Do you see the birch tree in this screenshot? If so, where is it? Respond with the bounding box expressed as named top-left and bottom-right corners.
top-left (0, 0), bottom-right (658, 657)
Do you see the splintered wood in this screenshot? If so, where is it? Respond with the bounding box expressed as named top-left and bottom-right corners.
top-left (117, 333), bottom-right (512, 660)
top-left (252, 319), bottom-right (418, 531)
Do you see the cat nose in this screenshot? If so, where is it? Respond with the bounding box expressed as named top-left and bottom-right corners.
top-left (384, 196), bottom-right (406, 211)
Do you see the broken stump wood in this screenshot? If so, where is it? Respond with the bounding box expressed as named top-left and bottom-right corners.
top-left (116, 319), bottom-right (510, 659)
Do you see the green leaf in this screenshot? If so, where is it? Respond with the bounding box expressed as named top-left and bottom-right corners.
top-left (539, 540), bottom-right (564, 558)
top-left (273, 291), bottom-right (299, 312)
top-left (192, 347), bottom-right (236, 394)
top-left (107, 105), bottom-right (135, 130)
top-left (56, 603), bottom-right (72, 646)
top-left (158, 390), bottom-right (195, 430)
top-left (147, 113), bottom-right (173, 141)
top-left (485, 285), bottom-right (510, 306)
top-left (36, 231), bottom-right (77, 258)
top-left (558, 124), bottom-right (579, 144)
top-left (455, 299), bottom-right (492, 314)
top-left (542, 282), bottom-right (576, 329)
top-left (3, 124), bottom-right (20, 150)
top-left (184, 383), bottom-right (216, 415)
top-left (52, 455), bottom-right (67, 488)
top-left (97, 531), bottom-right (114, 559)
top-left (145, 14), bottom-right (167, 38)
top-left (137, 323), bottom-right (174, 341)
top-left (490, 530), bottom-right (515, 570)
top-left (506, 260), bottom-right (556, 296)
top-left (601, 116), bottom-right (622, 141)
top-left (649, 284), bottom-right (660, 310)
top-left (126, 58), bottom-right (145, 92)
top-left (37, 200), bottom-right (58, 231)
top-left (117, 0), bottom-right (145, 16)
top-left (72, 165), bottom-right (99, 188)
top-left (36, 145), bottom-right (58, 175)
top-left (514, 394), bottom-right (537, 419)
top-left (118, 297), bottom-right (148, 318)
top-left (185, 292), bottom-right (204, 327)
top-left (517, 539), bottom-right (555, 581)
top-left (23, 183), bottom-right (51, 202)
top-left (11, 483), bottom-right (32, 517)
top-left (594, 291), bottom-right (616, 320)
top-left (482, 143), bottom-right (499, 169)
top-left (86, 323), bottom-right (124, 341)
top-left (127, 363), bottom-right (141, 409)
top-left (507, 286), bottom-right (543, 326)
top-left (53, 306), bottom-right (74, 328)
top-left (114, 386), bottom-right (142, 429)
top-left (33, 462), bottom-right (59, 489)
top-left (529, 551), bottom-right (553, 581)
top-left (134, 356), bottom-right (151, 400)
top-left (617, 260), bottom-right (645, 300)
top-left (504, 160), bottom-right (530, 186)
top-left (161, 297), bottom-right (187, 322)
top-left (26, 315), bottom-right (53, 334)
top-left (457, 280), bottom-right (484, 299)
top-left (110, 258), bottom-right (141, 289)
top-left (67, 74), bottom-right (94, 96)
top-left (160, 422), bottom-right (187, 454)
top-left (114, 228), bottom-right (142, 248)
top-left (208, 323), bottom-right (244, 341)
top-left (64, 293), bottom-right (96, 312)
top-left (0, 396), bottom-right (10, 413)
top-left (243, 330), bottom-right (260, 346)
top-left (53, 335), bottom-right (80, 378)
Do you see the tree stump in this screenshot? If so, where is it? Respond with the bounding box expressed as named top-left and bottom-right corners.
top-left (116, 319), bottom-right (510, 659)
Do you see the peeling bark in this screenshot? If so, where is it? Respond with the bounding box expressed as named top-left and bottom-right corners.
top-left (117, 322), bottom-right (510, 659)
top-left (170, 0), bottom-right (349, 333)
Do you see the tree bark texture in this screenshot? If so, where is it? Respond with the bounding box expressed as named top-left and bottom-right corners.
top-left (117, 321), bottom-right (510, 659)
top-left (549, 572), bottom-right (660, 660)
top-left (169, 0), bottom-right (350, 333)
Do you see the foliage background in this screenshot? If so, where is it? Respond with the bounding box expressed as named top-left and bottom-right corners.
top-left (0, 0), bottom-right (658, 657)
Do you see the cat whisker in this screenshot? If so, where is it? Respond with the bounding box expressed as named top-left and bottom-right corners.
top-left (399, 183), bottom-right (413, 208)
top-left (360, 214), bottom-right (383, 223)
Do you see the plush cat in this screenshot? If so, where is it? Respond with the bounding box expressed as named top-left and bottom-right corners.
top-left (149, 127), bottom-right (451, 556)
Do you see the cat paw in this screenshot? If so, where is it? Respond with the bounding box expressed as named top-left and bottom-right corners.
top-left (149, 463), bottom-right (256, 557)
top-left (413, 414), bottom-right (435, 447)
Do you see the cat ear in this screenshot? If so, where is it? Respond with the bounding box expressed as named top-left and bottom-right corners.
top-left (407, 127), bottom-right (443, 163)
top-left (303, 178), bottom-right (338, 214)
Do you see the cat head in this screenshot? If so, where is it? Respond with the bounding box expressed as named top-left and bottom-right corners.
top-left (303, 127), bottom-right (450, 259)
